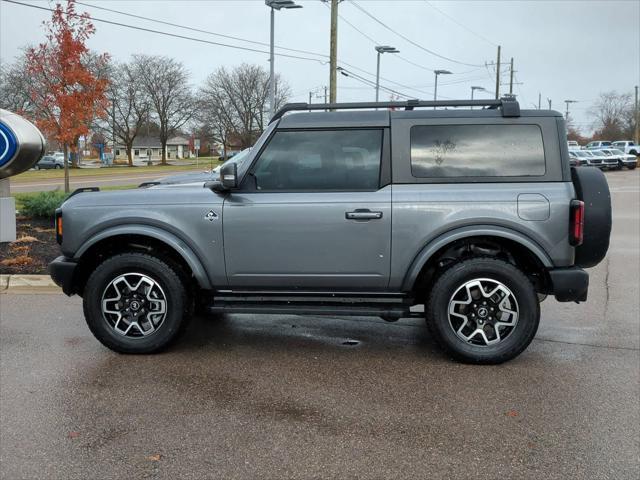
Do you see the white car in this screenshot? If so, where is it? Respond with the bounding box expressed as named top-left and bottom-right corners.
top-left (567, 140), bottom-right (581, 150)
top-left (597, 148), bottom-right (625, 170)
top-left (601, 148), bottom-right (637, 170)
top-left (611, 141), bottom-right (639, 157)
top-left (586, 141), bottom-right (612, 150)
top-left (570, 149), bottom-right (598, 166)
top-left (581, 150), bottom-right (609, 168)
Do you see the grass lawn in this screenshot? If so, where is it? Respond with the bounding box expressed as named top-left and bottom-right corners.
top-left (12, 157), bottom-right (222, 182)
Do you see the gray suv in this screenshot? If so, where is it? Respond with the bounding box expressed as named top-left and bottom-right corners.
top-left (49, 98), bottom-right (612, 363)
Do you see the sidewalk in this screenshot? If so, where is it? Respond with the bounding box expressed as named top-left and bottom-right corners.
top-left (0, 274), bottom-right (60, 293)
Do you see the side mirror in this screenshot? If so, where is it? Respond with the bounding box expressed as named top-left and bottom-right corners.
top-left (204, 162), bottom-right (238, 193)
top-left (220, 162), bottom-right (238, 189)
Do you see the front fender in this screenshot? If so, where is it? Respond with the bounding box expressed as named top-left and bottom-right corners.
top-left (401, 225), bottom-right (553, 291)
top-left (74, 224), bottom-right (212, 290)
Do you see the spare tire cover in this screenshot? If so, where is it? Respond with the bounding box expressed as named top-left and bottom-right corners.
top-left (571, 167), bottom-right (612, 268)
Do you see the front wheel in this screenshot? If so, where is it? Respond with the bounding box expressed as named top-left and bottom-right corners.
top-left (426, 257), bottom-right (540, 364)
top-left (83, 252), bottom-right (191, 353)
top-left (55, 164), bottom-right (62, 169)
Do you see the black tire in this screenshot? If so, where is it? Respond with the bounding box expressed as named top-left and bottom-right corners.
top-left (426, 257), bottom-right (540, 364)
top-left (628, 164), bottom-right (636, 170)
top-left (55, 164), bottom-right (61, 169)
top-left (83, 252), bottom-right (191, 353)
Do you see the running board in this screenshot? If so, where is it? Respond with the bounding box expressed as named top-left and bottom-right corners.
top-left (206, 290), bottom-right (421, 319)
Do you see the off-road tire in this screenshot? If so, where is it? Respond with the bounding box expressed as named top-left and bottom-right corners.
top-left (426, 257), bottom-right (540, 364)
top-left (83, 252), bottom-right (191, 353)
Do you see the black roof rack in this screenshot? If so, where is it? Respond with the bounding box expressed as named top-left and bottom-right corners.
top-left (271, 97), bottom-right (520, 122)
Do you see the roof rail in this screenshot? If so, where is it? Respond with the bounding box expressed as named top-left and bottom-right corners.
top-left (270, 97), bottom-right (520, 123)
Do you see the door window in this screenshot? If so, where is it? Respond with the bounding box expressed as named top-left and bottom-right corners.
top-left (249, 129), bottom-right (383, 191)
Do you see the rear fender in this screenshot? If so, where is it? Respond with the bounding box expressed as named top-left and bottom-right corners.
top-left (401, 225), bottom-right (553, 291)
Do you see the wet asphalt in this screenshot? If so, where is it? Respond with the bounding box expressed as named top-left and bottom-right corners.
top-left (1, 170), bottom-right (639, 479)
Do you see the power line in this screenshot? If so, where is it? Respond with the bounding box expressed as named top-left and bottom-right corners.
top-left (348, 0), bottom-right (485, 68)
top-left (75, 0), bottom-right (329, 60)
top-left (324, 2), bottom-right (436, 74)
top-left (2, 0), bottom-right (325, 63)
top-left (422, 1), bottom-right (498, 47)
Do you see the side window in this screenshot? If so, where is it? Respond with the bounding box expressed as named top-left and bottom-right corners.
top-left (410, 124), bottom-right (546, 178)
top-left (250, 129), bottom-right (382, 191)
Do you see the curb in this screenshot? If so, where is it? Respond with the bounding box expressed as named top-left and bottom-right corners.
top-left (0, 274), bottom-right (60, 293)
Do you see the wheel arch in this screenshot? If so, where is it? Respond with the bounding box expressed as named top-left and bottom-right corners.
top-left (72, 225), bottom-right (212, 293)
top-left (402, 226), bottom-right (553, 295)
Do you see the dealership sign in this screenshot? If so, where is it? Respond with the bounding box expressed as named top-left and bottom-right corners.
top-left (0, 109), bottom-right (46, 179)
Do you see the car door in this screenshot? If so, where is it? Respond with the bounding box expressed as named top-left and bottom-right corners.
top-left (222, 128), bottom-right (392, 290)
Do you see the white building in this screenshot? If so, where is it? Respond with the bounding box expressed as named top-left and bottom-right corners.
top-left (115, 136), bottom-right (191, 161)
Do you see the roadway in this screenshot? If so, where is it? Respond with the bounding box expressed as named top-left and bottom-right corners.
top-left (1, 169), bottom-right (638, 479)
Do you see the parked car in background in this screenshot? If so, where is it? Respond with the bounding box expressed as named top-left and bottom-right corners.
top-left (602, 148), bottom-right (637, 169)
top-left (579, 150), bottom-right (605, 167)
top-left (568, 151), bottom-right (579, 167)
top-left (567, 141), bottom-right (580, 150)
top-left (586, 141), bottom-right (612, 150)
top-left (570, 150), bottom-right (597, 166)
top-left (34, 155), bottom-right (64, 169)
top-left (611, 141), bottom-right (639, 156)
top-left (153, 149), bottom-right (252, 186)
top-left (593, 149), bottom-right (622, 170)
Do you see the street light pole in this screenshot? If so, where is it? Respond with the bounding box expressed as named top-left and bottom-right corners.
top-left (564, 99), bottom-right (577, 122)
top-left (374, 45), bottom-right (399, 102)
top-left (433, 69), bottom-right (452, 108)
top-left (266, 0), bottom-right (302, 120)
top-left (470, 86), bottom-right (486, 109)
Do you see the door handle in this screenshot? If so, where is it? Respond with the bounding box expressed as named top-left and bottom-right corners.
top-left (345, 209), bottom-right (383, 220)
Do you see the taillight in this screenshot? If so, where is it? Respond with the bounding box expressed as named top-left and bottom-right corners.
top-left (569, 199), bottom-right (584, 246)
top-left (55, 209), bottom-right (63, 244)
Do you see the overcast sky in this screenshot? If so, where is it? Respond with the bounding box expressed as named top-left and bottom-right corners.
top-left (1, 0), bottom-right (639, 134)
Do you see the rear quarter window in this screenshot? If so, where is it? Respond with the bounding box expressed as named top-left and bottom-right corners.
top-left (410, 124), bottom-right (546, 178)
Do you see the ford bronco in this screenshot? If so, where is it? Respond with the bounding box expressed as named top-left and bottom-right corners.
top-left (49, 98), bottom-right (612, 363)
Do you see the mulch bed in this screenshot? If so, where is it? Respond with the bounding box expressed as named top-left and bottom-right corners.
top-left (0, 217), bottom-right (61, 275)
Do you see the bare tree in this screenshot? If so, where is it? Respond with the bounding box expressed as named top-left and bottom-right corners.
top-left (199, 64), bottom-right (290, 151)
top-left (105, 61), bottom-right (149, 166)
top-left (589, 90), bottom-right (634, 140)
top-left (0, 55), bottom-right (33, 114)
top-left (133, 55), bottom-right (194, 164)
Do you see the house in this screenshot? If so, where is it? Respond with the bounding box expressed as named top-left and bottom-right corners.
top-left (115, 136), bottom-right (191, 161)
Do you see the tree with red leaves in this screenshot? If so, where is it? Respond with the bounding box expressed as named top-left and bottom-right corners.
top-left (25, 0), bottom-right (109, 192)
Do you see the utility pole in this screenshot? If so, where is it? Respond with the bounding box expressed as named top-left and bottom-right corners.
top-left (308, 91), bottom-right (312, 111)
top-left (329, 0), bottom-right (338, 103)
top-left (547, 98), bottom-right (552, 110)
top-left (635, 85), bottom-right (639, 145)
top-left (494, 45), bottom-right (501, 99)
top-left (538, 92), bottom-right (541, 109)
top-left (509, 57), bottom-right (514, 95)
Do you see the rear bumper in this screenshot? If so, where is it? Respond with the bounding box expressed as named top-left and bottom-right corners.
top-left (547, 267), bottom-right (589, 302)
top-left (48, 256), bottom-right (77, 296)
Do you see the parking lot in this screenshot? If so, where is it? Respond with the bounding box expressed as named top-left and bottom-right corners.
top-left (1, 169), bottom-right (638, 479)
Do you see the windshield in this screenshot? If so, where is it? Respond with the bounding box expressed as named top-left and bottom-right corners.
top-left (610, 149), bottom-right (625, 155)
top-left (575, 151), bottom-right (589, 157)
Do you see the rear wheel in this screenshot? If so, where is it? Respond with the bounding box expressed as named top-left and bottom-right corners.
top-left (83, 252), bottom-right (191, 353)
top-left (426, 257), bottom-right (539, 364)
top-left (55, 164), bottom-right (61, 169)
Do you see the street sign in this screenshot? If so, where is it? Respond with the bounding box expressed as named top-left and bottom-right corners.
top-left (194, 139), bottom-right (200, 151)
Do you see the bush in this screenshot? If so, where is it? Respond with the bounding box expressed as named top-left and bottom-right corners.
top-left (17, 190), bottom-right (69, 219)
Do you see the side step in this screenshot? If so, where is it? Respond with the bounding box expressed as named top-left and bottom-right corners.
top-left (205, 290), bottom-right (422, 320)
